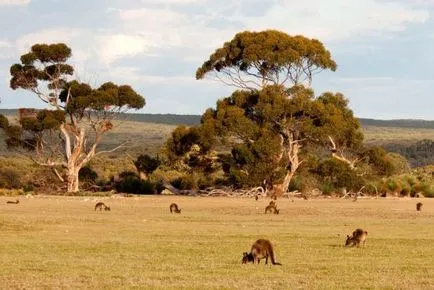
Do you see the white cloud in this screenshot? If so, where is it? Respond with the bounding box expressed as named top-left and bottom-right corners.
top-left (117, 7), bottom-right (237, 59)
top-left (0, 39), bottom-right (12, 48)
top-left (103, 66), bottom-right (201, 85)
top-left (233, 0), bottom-right (429, 42)
top-left (96, 34), bottom-right (156, 65)
top-left (141, 0), bottom-right (203, 4)
top-left (0, 0), bottom-right (29, 5)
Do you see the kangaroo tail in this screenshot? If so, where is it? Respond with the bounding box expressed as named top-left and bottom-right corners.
top-left (269, 246), bottom-right (282, 265)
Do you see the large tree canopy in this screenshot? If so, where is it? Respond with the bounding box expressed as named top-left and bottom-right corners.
top-left (191, 30), bottom-right (365, 195)
top-left (2, 43), bottom-right (145, 192)
top-left (196, 30), bottom-right (337, 89)
top-left (199, 85), bottom-right (363, 190)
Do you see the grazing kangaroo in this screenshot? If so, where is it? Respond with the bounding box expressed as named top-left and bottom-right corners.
top-left (416, 202), bottom-right (423, 211)
top-left (265, 204), bottom-right (274, 214)
top-left (345, 228), bottom-right (368, 247)
top-left (265, 203), bottom-right (279, 214)
top-left (242, 239), bottom-right (282, 265)
top-left (94, 202), bottom-right (110, 211)
top-left (169, 203), bottom-right (181, 213)
top-left (6, 199), bottom-right (19, 204)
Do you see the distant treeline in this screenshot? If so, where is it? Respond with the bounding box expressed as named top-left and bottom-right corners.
top-left (1, 109), bottom-right (433, 128)
top-left (384, 139), bottom-right (434, 168)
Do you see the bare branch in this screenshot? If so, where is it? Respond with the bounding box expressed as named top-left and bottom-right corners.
top-left (94, 141), bottom-right (129, 157)
top-left (31, 157), bottom-right (67, 168)
top-left (328, 136), bottom-right (359, 169)
top-left (52, 168), bottom-right (65, 182)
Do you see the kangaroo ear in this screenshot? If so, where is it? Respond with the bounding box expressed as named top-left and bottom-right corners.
top-left (347, 235), bottom-right (350, 238)
top-left (243, 252), bottom-right (248, 257)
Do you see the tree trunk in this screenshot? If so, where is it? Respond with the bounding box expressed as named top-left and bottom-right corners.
top-left (67, 167), bottom-right (80, 193)
top-left (272, 131), bottom-right (302, 196)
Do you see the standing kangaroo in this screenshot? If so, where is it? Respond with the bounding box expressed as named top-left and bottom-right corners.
top-left (242, 239), bottom-right (282, 265)
top-left (169, 203), bottom-right (181, 213)
top-left (416, 202), bottom-right (423, 211)
top-left (6, 199), bottom-right (19, 204)
top-left (95, 202), bottom-right (111, 211)
top-left (345, 228), bottom-right (368, 247)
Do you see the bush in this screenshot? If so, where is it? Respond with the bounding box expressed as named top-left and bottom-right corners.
top-left (197, 175), bottom-right (214, 190)
top-left (0, 168), bottom-right (22, 189)
top-left (171, 174), bottom-right (196, 190)
top-left (79, 165), bottom-right (98, 183)
top-left (23, 184), bottom-right (34, 192)
top-left (387, 179), bottom-right (399, 192)
top-left (320, 182), bottom-right (335, 195)
top-left (115, 176), bottom-right (155, 195)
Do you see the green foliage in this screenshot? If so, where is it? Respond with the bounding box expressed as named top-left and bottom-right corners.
top-left (79, 165), bottom-right (98, 183)
top-left (196, 30), bottom-right (337, 87)
top-left (23, 183), bottom-right (35, 192)
top-left (10, 43), bottom-right (73, 90)
top-left (5, 42), bottom-right (146, 193)
top-left (287, 174), bottom-right (320, 193)
top-left (385, 139), bottom-right (434, 167)
top-left (365, 147), bottom-right (396, 177)
top-left (61, 81), bottom-right (145, 116)
top-left (171, 174), bottom-right (197, 190)
top-left (166, 125), bottom-right (212, 159)
top-left (165, 125), bottom-right (218, 179)
top-left (197, 85), bottom-right (364, 189)
top-left (134, 154), bottom-right (161, 176)
top-left (115, 172), bottom-right (155, 194)
top-left (0, 168), bottom-right (22, 189)
top-left (377, 166), bottom-right (434, 197)
top-left (315, 158), bottom-right (364, 191)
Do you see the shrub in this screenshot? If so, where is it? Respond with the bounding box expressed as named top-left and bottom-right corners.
top-left (320, 182), bottom-right (335, 195)
top-left (197, 175), bottom-right (214, 190)
top-left (115, 176), bottom-right (155, 195)
top-left (171, 174), bottom-right (197, 190)
top-left (79, 165), bottom-right (98, 183)
top-left (23, 184), bottom-right (34, 192)
top-left (0, 168), bottom-right (22, 189)
top-left (387, 179), bottom-right (399, 192)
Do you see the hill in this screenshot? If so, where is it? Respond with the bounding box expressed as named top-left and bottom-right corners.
top-left (1, 109), bottom-right (433, 128)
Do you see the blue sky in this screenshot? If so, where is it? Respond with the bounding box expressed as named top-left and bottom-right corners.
top-left (0, 0), bottom-right (433, 120)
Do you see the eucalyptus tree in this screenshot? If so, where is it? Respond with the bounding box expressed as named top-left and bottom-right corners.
top-left (1, 43), bottom-right (145, 192)
top-left (195, 30), bottom-right (362, 194)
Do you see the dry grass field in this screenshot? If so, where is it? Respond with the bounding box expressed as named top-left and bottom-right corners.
top-left (361, 126), bottom-right (434, 145)
top-left (1, 195), bottom-right (433, 289)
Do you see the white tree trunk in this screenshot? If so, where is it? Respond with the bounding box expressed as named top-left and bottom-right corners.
top-left (67, 167), bottom-right (80, 193)
top-left (272, 132), bottom-right (302, 196)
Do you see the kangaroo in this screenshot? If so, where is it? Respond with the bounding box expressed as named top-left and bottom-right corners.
top-left (345, 228), bottom-right (368, 247)
top-left (169, 203), bottom-right (181, 213)
top-left (6, 199), bottom-right (19, 204)
top-left (94, 202), bottom-right (110, 211)
top-left (265, 203), bottom-right (279, 214)
top-left (416, 202), bottom-right (423, 211)
top-left (242, 239), bottom-right (282, 265)
top-left (265, 204), bottom-right (275, 214)
top-left (255, 195), bottom-right (259, 201)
